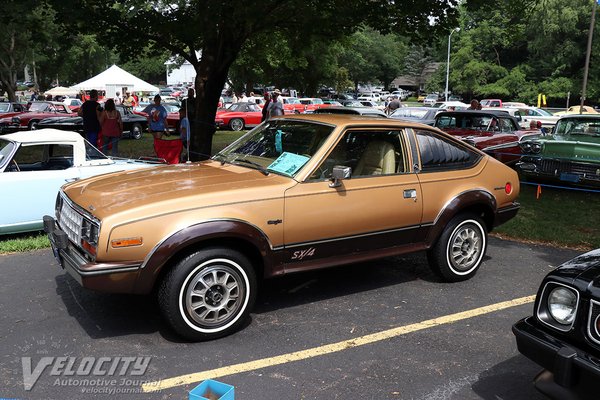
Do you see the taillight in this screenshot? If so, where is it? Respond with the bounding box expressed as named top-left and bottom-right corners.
top-left (505, 182), bottom-right (512, 194)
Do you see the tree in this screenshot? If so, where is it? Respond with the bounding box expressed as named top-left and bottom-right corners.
top-left (0, 1), bottom-right (65, 100)
top-left (53, 0), bottom-right (460, 160)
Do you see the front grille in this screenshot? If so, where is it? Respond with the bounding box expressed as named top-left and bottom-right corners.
top-left (58, 200), bottom-right (83, 245)
top-left (536, 158), bottom-right (600, 182)
top-left (588, 300), bottom-right (600, 346)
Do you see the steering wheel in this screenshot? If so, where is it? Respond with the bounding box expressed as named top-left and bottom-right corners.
top-left (11, 159), bottom-right (20, 172)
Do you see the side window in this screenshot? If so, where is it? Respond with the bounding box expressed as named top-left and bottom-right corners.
top-left (7, 144), bottom-right (73, 172)
top-left (435, 115), bottom-right (456, 128)
top-left (309, 130), bottom-right (406, 180)
top-left (499, 118), bottom-right (513, 132)
top-left (415, 129), bottom-right (481, 172)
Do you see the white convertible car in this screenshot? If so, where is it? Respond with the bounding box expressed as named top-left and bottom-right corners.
top-left (0, 129), bottom-right (157, 235)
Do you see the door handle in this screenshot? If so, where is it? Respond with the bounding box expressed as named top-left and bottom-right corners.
top-left (403, 189), bottom-right (417, 201)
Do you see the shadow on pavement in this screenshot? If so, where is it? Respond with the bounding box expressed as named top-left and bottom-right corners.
top-left (471, 355), bottom-right (546, 400)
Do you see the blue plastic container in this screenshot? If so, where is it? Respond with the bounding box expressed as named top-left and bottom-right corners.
top-left (189, 379), bottom-right (235, 400)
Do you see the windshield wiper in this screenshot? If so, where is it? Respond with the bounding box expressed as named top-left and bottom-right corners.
top-left (231, 158), bottom-right (270, 175)
top-left (213, 153), bottom-right (230, 165)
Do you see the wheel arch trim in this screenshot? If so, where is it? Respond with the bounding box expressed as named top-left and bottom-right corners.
top-left (134, 219), bottom-right (274, 294)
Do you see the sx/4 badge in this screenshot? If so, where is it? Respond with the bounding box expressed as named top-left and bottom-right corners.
top-left (291, 247), bottom-right (315, 261)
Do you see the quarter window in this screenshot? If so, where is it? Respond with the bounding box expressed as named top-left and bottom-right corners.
top-left (415, 130), bottom-right (480, 172)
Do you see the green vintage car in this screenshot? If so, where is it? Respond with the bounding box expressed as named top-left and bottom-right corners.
top-left (517, 114), bottom-right (600, 187)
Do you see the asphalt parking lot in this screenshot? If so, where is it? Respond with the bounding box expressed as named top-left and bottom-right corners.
top-left (0, 237), bottom-right (582, 400)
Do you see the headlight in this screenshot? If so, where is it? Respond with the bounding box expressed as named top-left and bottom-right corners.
top-left (548, 287), bottom-right (577, 325)
top-left (81, 218), bottom-right (100, 257)
top-left (531, 142), bottom-right (542, 154)
top-left (520, 142), bottom-right (532, 153)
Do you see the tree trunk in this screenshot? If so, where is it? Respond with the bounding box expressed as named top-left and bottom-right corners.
top-left (189, 47), bottom-right (238, 161)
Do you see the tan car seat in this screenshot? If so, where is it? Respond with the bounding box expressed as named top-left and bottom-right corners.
top-left (354, 140), bottom-right (396, 176)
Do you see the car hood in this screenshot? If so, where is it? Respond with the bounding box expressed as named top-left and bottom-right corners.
top-left (551, 249), bottom-right (600, 289)
top-left (62, 160), bottom-right (294, 220)
top-left (536, 135), bottom-right (600, 162)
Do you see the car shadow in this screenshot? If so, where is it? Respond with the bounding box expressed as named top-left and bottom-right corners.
top-left (54, 251), bottom-right (443, 341)
top-left (470, 355), bottom-right (546, 399)
top-left (255, 251), bottom-right (440, 314)
top-left (54, 247), bottom-right (501, 341)
top-left (54, 273), bottom-right (185, 342)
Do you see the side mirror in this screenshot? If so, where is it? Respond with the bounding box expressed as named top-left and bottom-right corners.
top-left (329, 165), bottom-right (351, 188)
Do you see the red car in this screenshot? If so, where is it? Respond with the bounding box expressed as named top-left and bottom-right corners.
top-left (433, 110), bottom-right (540, 164)
top-left (280, 97), bottom-right (306, 114)
top-left (0, 101), bottom-right (74, 133)
top-left (215, 102), bottom-right (264, 131)
top-left (298, 97), bottom-right (330, 113)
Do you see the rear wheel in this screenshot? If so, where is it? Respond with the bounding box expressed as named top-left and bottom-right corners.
top-left (28, 120), bottom-right (39, 130)
top-left (427, 214), bottom-right (487, 282)
top-left (229, 118), bottom-right (244, 131)
top-left (158, 247), bottom-right (257, 341)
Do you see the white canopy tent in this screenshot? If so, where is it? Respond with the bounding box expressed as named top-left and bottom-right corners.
top-left (71, 65), bottom-right (159, 96)
top-left (44, 86), bottom-right (79, 96)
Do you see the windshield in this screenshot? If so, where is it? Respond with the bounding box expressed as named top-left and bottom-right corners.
top-left (554, 119), bottom-right (600, 136)
top-left (285, 98), bottom-right (301, 104)
top-left (435, 115), bottom-right (495, 130)
top-left (29, 102), bottom-right (50, 112)
top-left (85, 140), bottom-right (109, 160)
top-left (215, 120), bottom-right (335, 178)
top-left (392, 109), bottom-right (429, 119)
top-left (0, 139), bottom-right (16, 167)
top-left (535, 108), bottom-right (553, 116)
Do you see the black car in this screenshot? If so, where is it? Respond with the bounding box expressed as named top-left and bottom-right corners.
top-left (313, 106), bottom-right (387, 118)
top-left (513, 249), bottom-right (600, 400)
top-left (36, 105), bottom-right (147, 139)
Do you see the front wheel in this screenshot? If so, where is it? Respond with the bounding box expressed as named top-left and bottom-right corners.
top-left (158, 247), bottom-right (257, 341)
top-left (28, 120), bottom-right (39, 130)
top-left (427, 214), bottom-right (487, 282)
top-left (131, 123), bottom-right (143, 140)
top-left (229, 118), bottom-right (244, 131)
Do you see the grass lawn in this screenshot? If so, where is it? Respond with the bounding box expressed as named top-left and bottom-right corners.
top-left (1, 133), bottom-right (599, 254)
top-left (493, 184), bottom-right (600, 250)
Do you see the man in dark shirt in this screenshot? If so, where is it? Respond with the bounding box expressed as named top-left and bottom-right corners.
top-left (78, 89), bottom-right (101, 147)
top-left (261, 92), bottom-right (271, 122)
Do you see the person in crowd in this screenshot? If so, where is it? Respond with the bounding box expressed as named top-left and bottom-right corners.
top-left (29, 91), bottom-right (37, 102)
top-left (99, 98), bottom-right (123, 157)
top-left (123, 91), bottom-right (135, 107)
top-left (240, 93), bottom-right (248, 102)
top-left (114, 92), bottom-right (122, 105)
top-left (467, 99), bottom-right (481, 110)
top-left (132, 93), bottom-right (139, 106)
top-left (267, 89), bottom-right (284, 120)
top-left (179, 102), bottom-right (190, 161)
top-left (231, 92), bottom-right (238, 104)
top-left (385, 95), bottom-right (401, 115)
top-left (78, 89), bottom-right (102, 147)
top-left (261, 92), bottom-right (271, 122)
top-left (143, 94), bottom-right (168, 138)
top-left (181, 87), bottom-right (196, 135)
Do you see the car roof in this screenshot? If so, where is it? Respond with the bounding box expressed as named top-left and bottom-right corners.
top-left (1, 129), bottom-right (83, 144)
top-left (437, 110), bottom-right (513, 117)
top-left (277, 114), bottom-right (433, 129)
top-left (558, 114), bottom-right (600, 120)
top-left (313, 106), bottom-right (387, 116)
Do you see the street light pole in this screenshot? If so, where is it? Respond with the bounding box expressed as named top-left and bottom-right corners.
top-left (580, 0), bottom-right (597, 114)
top-left (445, 28), bottom-right (460, 102)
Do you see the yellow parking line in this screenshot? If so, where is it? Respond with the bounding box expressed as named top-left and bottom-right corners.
top-left (142, 295), bottom-right (535, 393)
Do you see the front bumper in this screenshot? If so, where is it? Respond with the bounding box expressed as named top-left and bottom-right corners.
top-left (43, 215), bottom-right (141, 293)
top-left (513, 317), bottom-right (600, 399)
top-left (517, 157), bottom-right (600, 187)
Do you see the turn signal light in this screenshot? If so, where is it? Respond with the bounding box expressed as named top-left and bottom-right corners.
top-left (505, 182), bottom-right (512, 194)
top-left (111, 237), bottom-right (143, 248)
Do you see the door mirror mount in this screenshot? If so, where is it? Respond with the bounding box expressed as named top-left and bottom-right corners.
top-left (329, 165), bottom-right (351, 188)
